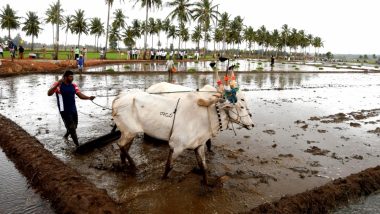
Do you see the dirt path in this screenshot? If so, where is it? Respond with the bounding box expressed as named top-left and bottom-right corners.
top-left (0, 114), bottom-right (120, 214)
top-left (249, 166), bottom-right (380, 213)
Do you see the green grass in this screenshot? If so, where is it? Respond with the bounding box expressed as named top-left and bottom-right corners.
top-left (124, 65), bottom-right (131, 69)
top-left (295, 67), bottom-right (300, 71)
top-left (105, 68), bottom-right (115, 72)
top-left (375, 66), bottom-right (379, 69)
top-left (1, 49), bottom-right (126, 60)
top-left (319, 67), bottom-right (324, 70)
top-left (257, 62), bottom-right (263, 66)
top-left (187, 68), bottom-right (197, 72)
top-left (256, 67), bottom-right (264, 71)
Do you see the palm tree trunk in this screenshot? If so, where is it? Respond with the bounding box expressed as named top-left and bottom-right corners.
top-left (31, 35), bottom-right (34, 51)
top-left (151, 35), bottom-right (154, 49)
top-left (64, 31), bottom-right (68, 51)
top-left (8, 28), bottom-right (11, 39)
top-left (95, 35), bottom-right (97, 52)
top-left (78, 33), bottom-right (81, 47)
top-left (52, 24), bottom-right (55, 46)
top-left (105, 3), bottom-right (111, 59)
top-left (143, 5), bottom-right (149, 60)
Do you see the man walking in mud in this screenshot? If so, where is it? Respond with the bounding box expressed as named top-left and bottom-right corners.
top-left (47, 70), bottom-right (96, 146)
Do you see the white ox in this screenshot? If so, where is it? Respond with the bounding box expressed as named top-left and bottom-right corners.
top-left (146, 82), bottom-right (253, 152)
top-left (112, 90), bottom-right (254, 185)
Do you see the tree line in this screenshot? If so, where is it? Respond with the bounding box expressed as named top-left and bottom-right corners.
top-left (0, 0), bottom-right (324, 59)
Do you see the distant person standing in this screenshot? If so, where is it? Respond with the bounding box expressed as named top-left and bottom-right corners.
top-left (271, 55), bottom-right (275, 67)
top-left (77, 55), bottom-right (84, 72)
top-left (100, 48), bottom-right (104, 60)
top-left (42, 45), bottom-right (46, 58)
top-left (8, 40), bottom-right (15, 61)
top-left (47, 70), bottom-right (96, 146)
top-left (0, 44), bottom-right (4, 58)
top-left (19, 45), bottom-right (25, 59)
top-left (74, 47), bottom-right (80, 60)
top-left (70, 47), bottom-right (74, 60)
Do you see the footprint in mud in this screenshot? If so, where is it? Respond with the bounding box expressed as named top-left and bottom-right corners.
top-left (367, 127), bottom-right (380, 136)
top-left (305, 146), bottom-right (330, 156)
top-left (263, 130), bottom-right (276, 135)
top-left (352, 155), bottom-right (364, 160)
top-left (349, 122), bottom-right (361, 128)
top-left (307, 140), bottom-right (319, 144)
top-left (340, 136), bottom-right (350, 141)
top-left (307, 161), bottom-right (322, 167)
top-left (318, 130), bottom-right (327, 133)
top-left (278, 154), bottom-right (294, 158)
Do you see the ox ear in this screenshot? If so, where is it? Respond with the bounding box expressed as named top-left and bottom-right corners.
top-left (221, 102), bottom-right (233, 110)
top-left (197, 97), bottom-right (218, 107)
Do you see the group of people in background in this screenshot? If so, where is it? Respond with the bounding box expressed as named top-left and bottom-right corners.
top-left (0, 40), bottom-right (25, 61)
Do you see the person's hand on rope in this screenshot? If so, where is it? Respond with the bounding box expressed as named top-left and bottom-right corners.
top-left (89, 96), bottom-right (96, 101)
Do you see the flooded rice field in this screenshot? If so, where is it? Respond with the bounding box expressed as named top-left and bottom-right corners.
top-left (86, 60), bottom-right (366, 73)
top-left (0, 71), bottom-right (379, 213)
top-left (0, 149), bottom-right (53, 213)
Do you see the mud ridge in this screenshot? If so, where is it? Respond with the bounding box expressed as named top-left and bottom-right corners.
top-left (248, 166), bottom-right (380, 214)
top-left (0, 114), bottom-right (120, 214)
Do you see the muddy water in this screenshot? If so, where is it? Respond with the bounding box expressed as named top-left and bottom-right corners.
top-left (0, 72), bottom-right (379, 213)
top-left (0, 149), bottom-right (53, 214)
top-left (335, 192), bottom-right (380, 213)
top-left (86, 60), bottom-right (362, 72)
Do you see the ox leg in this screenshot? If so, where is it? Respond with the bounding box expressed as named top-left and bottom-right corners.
top-left (195, 145), bottom-right (209, 185)
top-left (118, 134), bottom-right (136, 169)
top-left (206, 139), bottom-right (213, 153)
top-left (162, 148), bottom-right (174, 179)
top-left (162, 147), bottom-right (183, 179)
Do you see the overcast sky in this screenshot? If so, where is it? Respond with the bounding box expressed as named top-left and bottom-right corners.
top-left (1, 0), bottom-right (379, 54)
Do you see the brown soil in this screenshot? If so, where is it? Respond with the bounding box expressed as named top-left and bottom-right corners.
top-left (0, 114), bottom-right (120, 214)
top-left (248, 166), bottom-right (380, 214)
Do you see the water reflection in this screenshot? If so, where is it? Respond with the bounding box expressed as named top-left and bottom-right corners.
top-left (86, 60), bottom-right (363, 73)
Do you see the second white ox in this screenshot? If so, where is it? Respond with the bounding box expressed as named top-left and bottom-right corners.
top-left (112, 89), bottom-right (254, 185)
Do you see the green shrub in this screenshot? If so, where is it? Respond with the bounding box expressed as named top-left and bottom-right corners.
top-left (295, 67), bottom-right (300, 70)
top-left (124, 65), bottom-right (131, 69)
top-left (187, 68), bottom-right (197, 72)
top-left (257, 62), bottom-right (263, 65)
top-left (106, 68), bottom-right (115, 72)
top-left (375, 66), bottom-right (379, 69)
top-left (319, 67), bottom-right (324, 70)
top-left (256, 67), bottom-right (264, 71)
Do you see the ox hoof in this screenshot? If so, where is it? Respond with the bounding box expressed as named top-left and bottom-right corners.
top-left (192, 167), bottom-right (203, 175)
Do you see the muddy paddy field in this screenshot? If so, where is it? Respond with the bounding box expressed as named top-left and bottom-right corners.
top-left (0, 70), bottom-right (379, 213)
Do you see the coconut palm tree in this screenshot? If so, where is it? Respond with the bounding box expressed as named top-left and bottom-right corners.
top-left (104, 0), bottom-right (124, 58)
top-left (22, 11), bottom-right (42, 51)
top-left (191, 0), bottom-right (220, 58)
top-left (71, 9), bottom-right (88, 47)
top-left (0, 4), bottom-right (20, 39)
top-left (45, 1), bottom-right (63, 46)
top-left (218, 12), bottom-right (230, 54)
top-left (307, 34), bottom-right (313, 56)
top-left (123, 27), bottom-right (136, 49)
top-left (109, 22), bottom-right (120, 50)
top-left (147, 17), bottom-right (157, 49)
top-left (62, 15), bottom-right (73, 51)
top-left (166, 0), bottom-right (193, 56)
top-left (191, 25), bottom-right (202, 51)
top-left (90, 17), bottom-right (105, 51)
top-left (282, 24), bottom-right (290, 55)
top-left (229, 16), bottom-right (244, 54)
top-left (243, 26), bottom-right (255, 56)
top-left (167, 25), bottom-right (177, 49)
top-left (312, 37), bottom-right (323, 60)
top-left (112, 9), bottom-right (126, 49)
top-left (213, 28), bottom-right (223, 51)
top-left (155, 18), bottom-right (162, 49)
top-left (132, 0), bottom-right (163, 59)
top-left (130, 19), bottom-right (141, 39)
top-left (162, 18), bottom-right (171, 49)
top-left (179, 22), bottom-right (189, 49)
